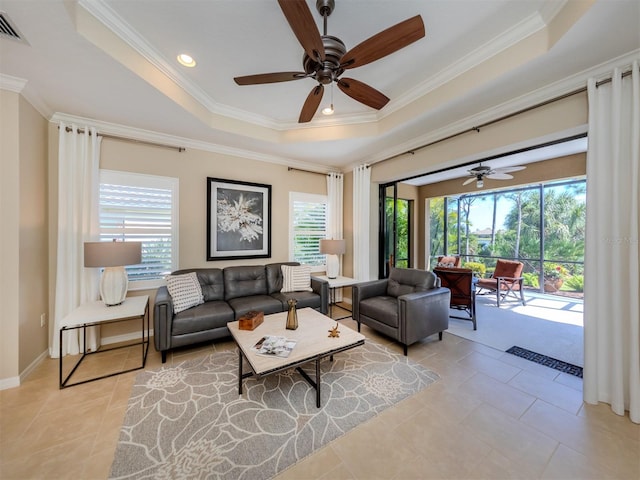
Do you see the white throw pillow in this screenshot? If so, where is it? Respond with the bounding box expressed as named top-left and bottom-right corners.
top-left (281, 265), bottom-right (313, 293)
top-left (165, 272), bottom-right (204, 313)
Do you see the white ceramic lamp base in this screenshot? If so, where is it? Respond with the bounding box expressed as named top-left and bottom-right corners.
top-left (326, 254), bottom-right (339, 279)
top-left (100, 266), bottom-right (129, 306)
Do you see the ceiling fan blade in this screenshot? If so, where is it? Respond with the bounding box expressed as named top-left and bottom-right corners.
top-left (234, 72), bottom-right (307, 85)
top-left (486, 173), bottom-right (514, 180)
top-left (277, 0), bottom-right (325, 62)
top-left (299, 84), bottom-right (324, 123)
top-left (337, 78), bottom-right (390, 110)
top-left (462, 177), bottom-right (477, 186)
top-left (494, 165), bottom-right (526, 174)
top-left (341, 15), bottom-right (425, 70)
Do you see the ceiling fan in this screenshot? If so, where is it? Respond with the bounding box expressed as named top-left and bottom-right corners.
top-left (234, 0), bottom-right (425, 123)
top-left (462, 164), bottom-right (526, 188)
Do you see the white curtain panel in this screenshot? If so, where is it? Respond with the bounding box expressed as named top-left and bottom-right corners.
top-left (326, 172), bottom-right (344, 274)
top-left (424, 198), bottom-right (431, 270)
top-left (50, 123), bottom-right (102, 358)
top-left (584, 60), bottom-right (640, 423)
top-left (352, 165), bottom-right (371, 281)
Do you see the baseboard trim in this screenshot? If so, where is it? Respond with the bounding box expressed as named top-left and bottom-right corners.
top-left (0, 375), bottom-right (20, 390)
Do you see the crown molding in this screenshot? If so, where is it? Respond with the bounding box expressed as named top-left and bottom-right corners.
top-left (77, 0), bottom-right (571, 132)
top-left (387, 10), bottom-right (548, 116)
top-left (78, 0), bottom-right (289, 130)
top-left (363, 50), bottom-right (640, 167)
top-left (0, 73), bottom-right (53, 118)
top-left (0, 73), bottom-right (27, 92)
top-left (49, 111), bottom-right (334, 174)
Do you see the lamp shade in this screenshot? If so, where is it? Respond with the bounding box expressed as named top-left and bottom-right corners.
top-left (84, 241), bottom-right (142, 268)
top-left (319, 239), bottom-right (346, 255)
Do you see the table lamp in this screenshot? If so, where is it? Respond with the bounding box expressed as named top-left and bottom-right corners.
top-left (84, 240), bottom-right (142, 306)
top-left (320, 239), bottom-right (346, 279)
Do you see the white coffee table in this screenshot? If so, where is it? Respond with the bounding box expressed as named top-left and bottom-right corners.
top-left (228, 307), bottom-right (365, 407)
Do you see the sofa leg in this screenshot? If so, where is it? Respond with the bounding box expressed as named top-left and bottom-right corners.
top-left (161, 351), bottom-right (167, 364)
top-left (403, 344), bottom-right (408, 356)
top-left (438, 331), bottom-right (443, 341)
top-left (357, 322), bottom-right (361, 332)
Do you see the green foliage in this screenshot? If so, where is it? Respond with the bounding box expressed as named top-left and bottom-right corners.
top-left (563, 275), bottom-right (584, 292)
top-left (522, 272), bottom-right (539, 288)
top-left (463, 262), bottom-right (486, 278)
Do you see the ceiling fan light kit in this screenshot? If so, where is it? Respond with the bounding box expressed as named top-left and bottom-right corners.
top-left (234, 0), bottom-right (425, 123)
top-left (462, 164), bottom-right (526, 189)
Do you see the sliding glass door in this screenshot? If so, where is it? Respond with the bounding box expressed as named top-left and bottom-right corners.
top-left (379, 183), bottom-right (413, 278)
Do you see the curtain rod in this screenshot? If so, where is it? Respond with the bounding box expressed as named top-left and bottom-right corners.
top-left (287, 165), bottom-right (369, 175)
top-left (61, 126), bottom-right (185, 152)
top-left (382, 69), bottom-right (633, 164)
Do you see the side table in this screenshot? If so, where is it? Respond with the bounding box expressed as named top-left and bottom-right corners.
top-left (313, 275), bottom-right (359, 320)
top-left (59, 295), bottom-right (150, 389)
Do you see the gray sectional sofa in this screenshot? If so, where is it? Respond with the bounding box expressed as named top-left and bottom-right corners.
top-left (153, 262), bottom-right (329, 362)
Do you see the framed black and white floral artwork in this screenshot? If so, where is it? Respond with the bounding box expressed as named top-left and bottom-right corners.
top-left (207, 177), bottom-right (271, 260)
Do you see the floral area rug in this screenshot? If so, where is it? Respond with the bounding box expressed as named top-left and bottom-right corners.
top-left (109, 341), bottom-right (439, 480)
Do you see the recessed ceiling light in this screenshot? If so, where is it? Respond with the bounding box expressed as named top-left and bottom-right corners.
top-left (177, 54), bottom-right (196, 67)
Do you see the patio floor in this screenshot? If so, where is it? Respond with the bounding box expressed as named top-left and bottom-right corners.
top-left (446, 291), bottom-right (584, 367)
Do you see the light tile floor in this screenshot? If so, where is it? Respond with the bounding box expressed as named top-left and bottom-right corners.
top-left (1, 314), bottom-right (638, 480)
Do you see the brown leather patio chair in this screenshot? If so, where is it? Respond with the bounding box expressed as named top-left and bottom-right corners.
top-left (476, 259), bottom-right (526, 307)
top-left (436, 255), bottom-right (461, 268)
top-left (434, 267), bottom-right (477, 330)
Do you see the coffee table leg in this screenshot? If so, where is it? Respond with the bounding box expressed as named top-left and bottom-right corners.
top-left (238, 348), bottom-right (243, 395)
top-left (315, 358), bottom-right (321, 408)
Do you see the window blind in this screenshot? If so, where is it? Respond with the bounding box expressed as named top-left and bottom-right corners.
top-left (99, 181), bottom-right (174, 281)
top-left (292, 199), bottom-right (327, 266)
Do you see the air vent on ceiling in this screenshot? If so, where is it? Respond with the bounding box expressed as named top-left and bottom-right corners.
top-left (0, 12), bottom-right (28, 44)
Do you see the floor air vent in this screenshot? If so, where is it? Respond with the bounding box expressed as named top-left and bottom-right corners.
top-left (0, 12), bottom-right (28, 44)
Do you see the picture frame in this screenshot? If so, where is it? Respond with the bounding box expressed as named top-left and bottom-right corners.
top-left (207, 177), bottom-right (271, 260)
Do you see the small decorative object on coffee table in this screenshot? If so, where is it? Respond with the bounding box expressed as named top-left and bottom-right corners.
top-left (286, 299), bottom-right (298, 330)
top-left (239, 310), bottom-right (264, 330)
top-left (328, 323), bottom-right (340, 338)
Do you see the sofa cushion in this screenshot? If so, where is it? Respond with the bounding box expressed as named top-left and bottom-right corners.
top-left (386, 268), bottom-right (435, 297)
top-left (280, 264), bottom-right (313, 293)
top-left (173, 268), bottom-right (224, 302)
top-left (171, 300), bottom-right (234, 335)
top-left (165, 272), bottom-right (204, 313)
top-left (224, 265), bottom-right (268, 301)
top-left (271, 291), bottom-right (321, 310)
top-left (359, 296), bottom-right (398, 328)
top-left (227, 295), bottom-right (283, 320)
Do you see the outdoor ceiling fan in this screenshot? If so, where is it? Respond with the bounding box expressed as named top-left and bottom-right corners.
top-left (233, 0), bottom-right (425, 123)
top-left (462, 164), bottom-right (526, 188)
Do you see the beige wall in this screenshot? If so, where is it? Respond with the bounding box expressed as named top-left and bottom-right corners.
top-left (45, 132), bottom-right (328, 340)
top-left (0, 90), bottom-right (21, 384)
top-left (18, 96), bottom-right (49, 372)
top-left (0, 90), bottom-right (49, 385)
top-left (99, 138), bottom-right (327, 269)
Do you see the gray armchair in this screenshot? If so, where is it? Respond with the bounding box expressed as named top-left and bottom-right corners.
top-left (352, 268), bottom-right (451, 355)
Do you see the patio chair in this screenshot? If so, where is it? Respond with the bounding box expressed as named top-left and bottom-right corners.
top-left (476, 259), bottom-right (526, 307)
top-left (436, 255), bottom-right (462, 268)
top-left (434, 267), bottom-right (477, 330)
